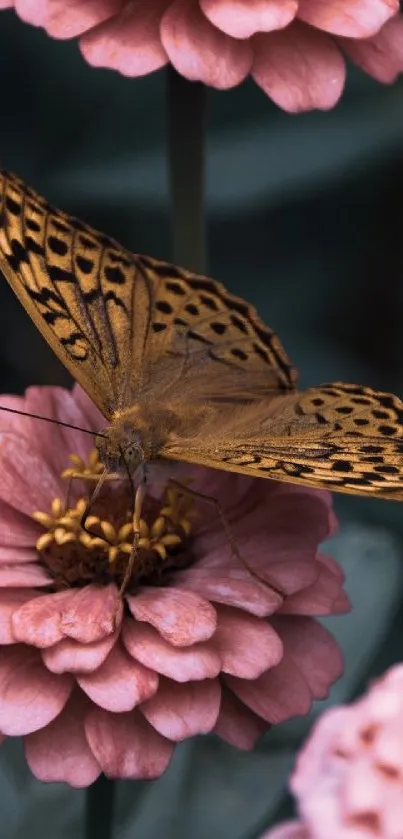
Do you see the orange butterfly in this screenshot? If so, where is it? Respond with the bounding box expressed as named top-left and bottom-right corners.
top-left (0, 169), bottom-right (402, 508)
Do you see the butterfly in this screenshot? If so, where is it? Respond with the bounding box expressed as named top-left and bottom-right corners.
top-left (0, 169), bottom-right (403, 504)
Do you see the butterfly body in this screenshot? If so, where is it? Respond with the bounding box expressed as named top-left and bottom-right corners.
top-left (1, 169), bottom-right (403, 501)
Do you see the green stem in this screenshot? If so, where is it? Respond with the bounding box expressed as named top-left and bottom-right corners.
top-left (167, 66), bottom-right (207, 273)
top-left (85, 774), bottom-right (115, 839)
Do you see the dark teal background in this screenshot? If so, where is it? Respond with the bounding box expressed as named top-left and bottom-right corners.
top-left (0, 8), bottom-right (403, 838)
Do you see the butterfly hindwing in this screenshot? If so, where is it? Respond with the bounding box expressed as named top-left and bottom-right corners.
top-left (163, 383), bottom-right (403, 499)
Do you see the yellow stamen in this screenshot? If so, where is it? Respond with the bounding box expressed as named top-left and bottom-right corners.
top-left (33, 450), bottom-right (195, 589)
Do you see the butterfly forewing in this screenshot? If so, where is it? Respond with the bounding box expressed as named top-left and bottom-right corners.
top-left (1, 170), bottom-right (403, 501)
top-left (0, 171), bottom-right (296, 419)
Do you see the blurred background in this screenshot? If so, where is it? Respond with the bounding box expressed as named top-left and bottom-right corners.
top-left (1, 7), bottom-right (403, 838)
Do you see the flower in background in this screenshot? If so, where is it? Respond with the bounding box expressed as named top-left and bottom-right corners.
top-left (1, 1), bottom-right (403, 112)
top-left (262, 663), bottom-right (403, 839)
top-left (0, 384), bottom-right (347, 786)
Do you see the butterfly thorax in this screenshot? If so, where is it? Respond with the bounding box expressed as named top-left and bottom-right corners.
top-left (95, 403), bottom-right (183, 475)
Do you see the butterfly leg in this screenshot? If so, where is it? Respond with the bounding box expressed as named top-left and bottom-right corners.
top-left (117, 466), bottom-right (147, 599)
top-left (79, 468), bottom-right (111, 538)
top-left (168, 478), bottom-right (286, 595)
top-left (167, 478), bottom-right (247, 570)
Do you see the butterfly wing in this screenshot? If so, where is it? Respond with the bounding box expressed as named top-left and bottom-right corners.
top-left (162, 383), bottom-right (403, 499)
top-left (0, 171), bottom-right (296, 420)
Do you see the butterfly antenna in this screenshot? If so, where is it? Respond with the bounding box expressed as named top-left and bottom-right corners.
top-left (0, 405), bottom-right (106, 437)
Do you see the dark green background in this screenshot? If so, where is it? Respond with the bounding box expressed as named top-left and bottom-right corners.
top-left (0, 8), bottom-right (403, 838)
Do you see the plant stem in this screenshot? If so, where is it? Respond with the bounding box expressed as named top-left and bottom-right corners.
top-left (167, 66), bottom-right (207, 273)
top-left (85, 775), bottom-right (115, 839)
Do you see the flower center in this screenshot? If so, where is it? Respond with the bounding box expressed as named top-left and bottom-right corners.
top-left (32, 450), bottom-right (195, 590)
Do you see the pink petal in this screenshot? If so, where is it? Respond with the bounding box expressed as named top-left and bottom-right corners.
top-left (32, 0), bottom-right (122, 39)
top-left (214, 686), bottom-right (268, 749)
top-left (297, 0), bottom-right (398, 38)
top-left (42, 634), bottom-right (116, 673)
top-left (0, 498), bottom-right (40, 547)
top-left (78, 642), bottom-right (158, 712)
top-left (200, 0), bottom-right (298, 38)
top-left (72, 384), bottom-right (105, 430)
top-left (80, 0), bottom-right (169, 77)
top-left (0, 645), bottom-right (72, 735)
top-left (251, 22), bottom-right (346, 112)
top-left (260, 822), bottom-right (311, 839)
top-left (122, 618), bottom-right (221, 682)
top-left (340, 13), bottom-right (403, 82)
top-left (141, 677), bottom-right (221, 740)
top-left (0, 546), bottom-right (38, 563)
top-left (176, 566), bottom-right (283, 616)
top-left (0, 1), bottom-right (13, 8)
top-left (13, 0), bottom-right (48, 25)
top-left (226, 657), bottom-right (312, 724)
top-left (126, 587), bottom-right (217, 646)
top-left (85, 706), bottom-right (173, 779)
top-left (0, 564), bottom-right (51, 588)
top-left (12, 591), bottom-right (76, 648)
top-left (12, 585), bottom-right (120, 648)
top-left (161, 0), bottom-right (253, 88)
top-left (22, 385), bottom-right (96, 470)
top-left (279, 556), bottom-right (350, 615)
top-left (0, 590), bottom-right (41, 643)
top-left (25, 691), bottom-right (100, 787)
top-left (59, 584), bottom-right (122, 642)
top-left (213, 605), bottom-right (283, 678)
top-left (272, 616), bottom-right (343, 699)
top-left (234, 491), bottom-right (329, 589)
top-left (0, 436), bottom-right (62, 516)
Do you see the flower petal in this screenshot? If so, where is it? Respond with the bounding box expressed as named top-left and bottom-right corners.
top-left (42, 634), bottom-right (116, 673)
top-left (0, 546), bottom-right (38, 563)
top-left (272, 616), bottom-right (343, 700)
top-left (122, 618), bottom-right (221, 682)
top-left (85, 706), bottom-right (173, 779)
top-left (0, 589), bottom-right (41, 643)
top-left (25, 691), bottom-right (100, 787)
top-left (226, 656), bottom-right (312, 724)
top-left (279, 554), bottom-right (350, 615)
top-left (0, 498), bottom-right (40, 547)
top-left (214, 686), bottom-right (268, 749)
top-left (80, 0), bottom-right (169, 77)
top-left (0, 564), bottom-right (51, 588)
top-left (31, 0), bottom-right (122, 39)
top-left (141, 677), bottom-right (221, 740)
top-left (126, 587), bottom-right (217, 646)
top-left (78, 642), bottom-right (158, 712)
top-left (297, 0), bottom-right (398, 38)
top-left (13, 0), bottom-right (48, 25)
top-left (213, 605), bottom-right (283, 678)
top-left (161, 0), bottom-right (253, 88)
top-left (340, 13), bottom-right (403, 82)
top-left (251, 22), bottom-right (346, 112)
top-left (59, 584), bottom-right (121, 642)
top-left (12, 585), bottom-right (120, 648)
top-left (0, 645), bottom-right (72, 735)
top-left (176, 566), bottom-right (283, 616)
top-left (259, 822), bottom-right (310, 839)
top-left (200, 0), bottom-right (298, 38)
top-left (0, 436), bottom-right (62, 516)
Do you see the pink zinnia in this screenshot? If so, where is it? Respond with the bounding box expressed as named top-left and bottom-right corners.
top-left (262, 664), bottom-right (403, 839)
top-left (0, 383), bottom-right (347, 786)
top-left (1, 1), bottom-right (403, 111)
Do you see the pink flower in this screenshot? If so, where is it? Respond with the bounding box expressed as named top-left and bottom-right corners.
top-left (0, 384), bottom-right (347, 786)
top-left (2, 1), bottom-right (403, 111)
top-left (262, 664), bottom-right (403, 839)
